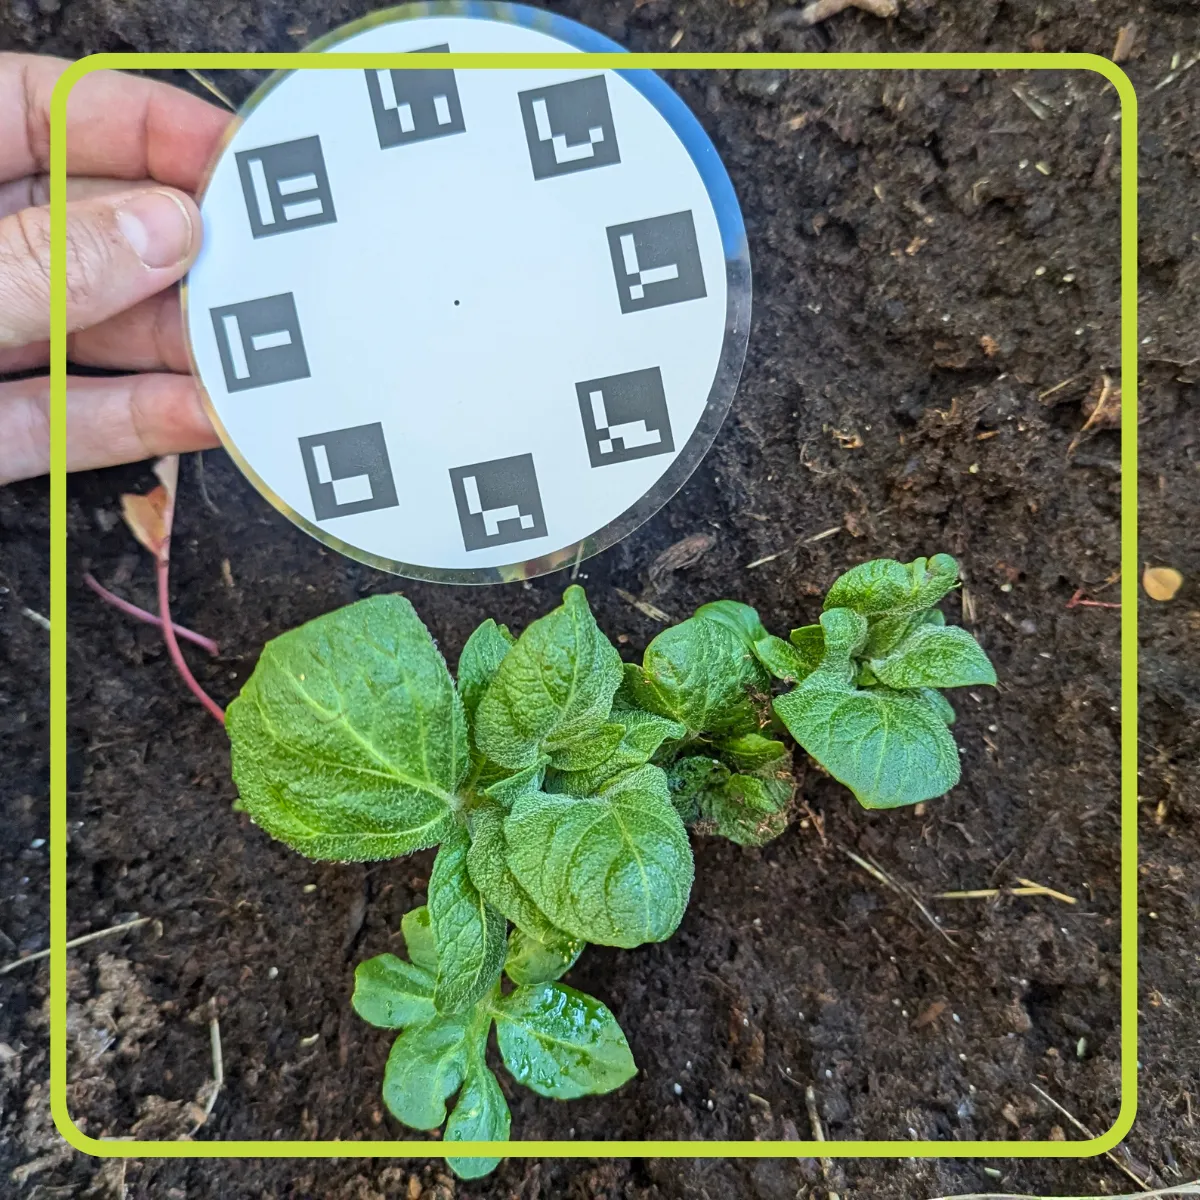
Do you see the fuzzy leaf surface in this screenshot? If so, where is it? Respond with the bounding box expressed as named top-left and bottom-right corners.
top-left (869, 624), bottom-right (997, 690)
top-left (504, 765), bottom-right (693, 948)
top-left (475, 587), bottom-right (623, 769)
top-left (429, 826), bottom-right (507, 1014)
top-left (226, 595), bottom-right (466, 860)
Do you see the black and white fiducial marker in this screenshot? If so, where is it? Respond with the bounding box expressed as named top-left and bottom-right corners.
top-left (185, 2), bottom-right (751, 582)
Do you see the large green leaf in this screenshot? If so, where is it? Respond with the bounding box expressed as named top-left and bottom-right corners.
top-left (443, 1030), bottom-right (509, 1180)
top-left (466, 800), bottom-right (576, 951)
top-left (226, 595), bottom-right (467, 860)
top-left (457, 619), bottom-right (514, 726)
top-left (351, 953), bottom-right (435, 1029)
top-left (823, 554), bottom-right (959, 619)
top-left (774, 610), bottom-right (960, 808)
top-left (493, 982), bottom-right (636, 1099)
top-left (475, 587), bottom-right (624, 769)
top-left (625, 615), bottom-right (768, 737)
top-left (429, 825), bottom-right (507, 1014)
top-left (504, 765), bottom-right (693, 948)
top-left (381, 1016), bottom-right (471, 1130)
top-left (504, 927), bottom-right (584, 986)
top-left (869, 624), bottom-right (997, 690)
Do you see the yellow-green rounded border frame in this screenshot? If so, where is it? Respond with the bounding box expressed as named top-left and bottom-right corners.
top-left (49, 50), bottom-right (1139, 1166)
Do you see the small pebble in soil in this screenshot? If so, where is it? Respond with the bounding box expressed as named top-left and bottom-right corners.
top-left (303, 884), bottom-right (317, 893)
top-left (268, 966), bottom-right (278, 979)
top-left (1034, 266), bottom-right (1046, 276)
top-left (953, 1013), bottom-right (961, 1023)
top-left (1000, 582), bottom-right (1012, 591)
top-left (673, 1083), bottom-right (683, 1096)
top-left (30, 838), bottom-right (44, 848)
top-left (707, 1099), bottom-right (714, 1110)
top-left (300, 1034), bottom-right (320, 1046)
top-left (686, 1060), bottom-right (692, 1069)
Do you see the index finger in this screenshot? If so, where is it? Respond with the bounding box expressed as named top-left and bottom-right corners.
top-left (0, 52), bottom-right (233, 190)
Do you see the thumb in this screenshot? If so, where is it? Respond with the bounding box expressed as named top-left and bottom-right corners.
top-left (0, 186), bottom-right (200, 349)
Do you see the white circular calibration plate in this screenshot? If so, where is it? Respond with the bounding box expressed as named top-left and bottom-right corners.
top-left (185, 2), bottom-right (751, 582)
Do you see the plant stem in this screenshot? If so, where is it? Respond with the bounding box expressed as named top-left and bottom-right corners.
top-left (156, 557), bottom-right (226, 725)
top-left (83, 572), bottom-right (220, 655)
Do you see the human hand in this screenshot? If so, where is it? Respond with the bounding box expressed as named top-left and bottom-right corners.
top-left (0, 53), bottom-right (232, 485)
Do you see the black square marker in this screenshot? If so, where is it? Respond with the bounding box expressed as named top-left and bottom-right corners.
top-left (518, 75), bottom-right (620, 180)
top-left (299, 423), bottom-right (399, 521)
top-left (209, 293), bottom-right (310, 393)
top-left (576, 367), bottom-right (674, 468)
top-left (364, 45), bottom-right (466, 149)
top-left (235, 135), bottom-right (336, 238)
top-left (449, 454), bottom-right (547, 552)
top-left (606, 210), bottom-right (707, 314)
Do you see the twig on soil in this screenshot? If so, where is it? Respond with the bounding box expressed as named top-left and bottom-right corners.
top-left (186, 68), bottom-right (237, 110)
top-left (1028, 1082), bottom-right (1153, 1191)
top-left (840, 846), bottom-right (956, 946)
top-left (192, 1011), bottom-right (225, 1131)
top-left (927, 1186), bottom-right (1200, 1200)
top-left (802, 1082), bottom-right (841, 1200)
top-left (0, 916), bottom-right (151, 975)
top-left (1152, 54), bottom-right (1199, 92)
top-left (613, 587), bottom-right (673, 623)
top-left (19, 607), bottom-right (51, 632)
top-left (83, 573), bottom-right (220, 655)
top-left (936, 879), bottom-right (1077, 905)
top-left (1037, 374), bottom-right (1085, 403)
top-left (792, 0), bottom-right (896, 27)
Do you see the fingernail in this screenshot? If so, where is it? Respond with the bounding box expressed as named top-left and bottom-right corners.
top-left (115, 190), bottom-right (196, 270)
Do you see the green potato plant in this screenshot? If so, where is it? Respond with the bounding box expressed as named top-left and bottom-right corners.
top-left (224, 554), bottom-right (994, 1176)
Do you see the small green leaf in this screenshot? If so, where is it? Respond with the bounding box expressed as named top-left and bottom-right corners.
top-left (751, 634), bottom-right (815, 682)
top-left (457, 619), bottom-right (514, 726)
top-left (429, 826), bottom-right (507, 1014)
top-left (716, 732), bottom-right (790, 774)
top-left (475, 587), bottom-right (623, 770)
top-left (546, 723), bottom-right (626, 772)
top-left (774, 607), bottom-right (960, 809)
top-left (550, 708), bottom-right (685, 797)
top-left (864, 607), bottom-right (945, 658)
top-left (869, 625), bottom-right (997, 690)
top-left (504, 927), bottom-right (584, 985)
top-left (787, 624), bottom-right (826, 676)
top-left (824, 554), bottom-right (959, 619)
top-left (666, 755), bottom-right (723, 823)
top-left (381, 1016), bottom-right (470, 1130)
top-left (482, 761), bottom-right (546, 811)
top-left (493, 982), bottom-right (636, 1099)
top-left (226, 595), bottom-right (467, 861)
top-left (505, 765), bottom-right (694, 948)
top-left (444, 1044), bottom-right (509, 1180)
top-left (466, 800), bottom-right (575, 951)
top-left (401, 905), bottom-right (438, 972)
top-left (626, 615), bottom-right (769, 736)
top-left (352, 953), bottom-right (436, 1029)
top-left (697, 771), bottom-right (792, 847)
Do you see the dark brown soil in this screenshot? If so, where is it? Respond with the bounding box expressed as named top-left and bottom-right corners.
top-left (2, 2), bottom-right (1197, 1198)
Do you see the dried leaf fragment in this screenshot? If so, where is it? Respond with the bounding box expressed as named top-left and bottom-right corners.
top-left (120, 455), bottom-right (180, 563)
top-left (1142, 566), bottom-right (1183, 602)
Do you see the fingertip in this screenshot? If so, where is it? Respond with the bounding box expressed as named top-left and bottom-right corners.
top-left (114, 187), bottom-right (199, 272)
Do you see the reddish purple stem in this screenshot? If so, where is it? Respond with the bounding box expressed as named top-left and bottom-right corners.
top-left (156, 559), bottom-right (226, 725)
top-left (83, 572), bottom-right (220, 656)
